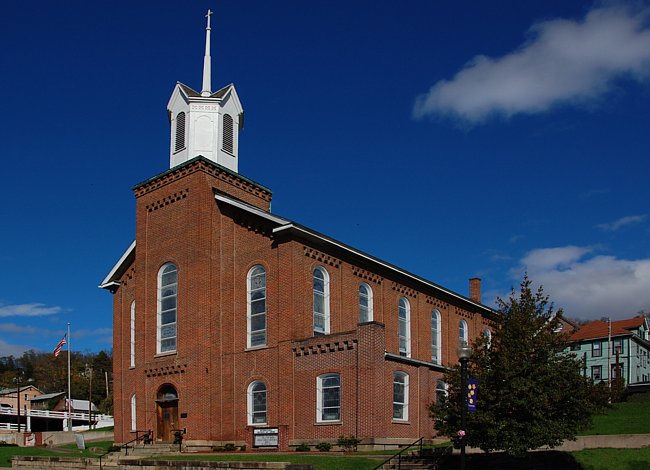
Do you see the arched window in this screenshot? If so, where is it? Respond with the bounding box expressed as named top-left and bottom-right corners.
top-left (247, 265), bottom-right (267, 348)
top-left (130, 302), bottom-right (136, 368)
top-left (431, 309), bottom-right (441, 364)
top-left (313, 267), bottom-right (330, 335)
top-left (247, 381), bottom-right (267, 425)
top-left (398, 298), bottom-right (410, 357)
top-left (393, 371), bottom-right (409, 421)
top-left (175, 112), bottom-right (186, 152)
top-left (359, 283), bottom-right (373, 323)
top-left (459, 319), bottom-right (468, 346)
top-left (157, 263), bottom-right (178, 353)
top-left (316, 373), bottom-right (340, 422)
top-left (222, 114), bottom-right (234, 154)
top-left (130, 394), bottom-right (137, 431)
top-left (483, 328), bottom-right (492, 349)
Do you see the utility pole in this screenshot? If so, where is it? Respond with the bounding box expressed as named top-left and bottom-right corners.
top-left (85, 364), bottom-right (93, 430)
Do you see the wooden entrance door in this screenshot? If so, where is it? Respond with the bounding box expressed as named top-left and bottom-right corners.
top-left (156, 401), bottom-right (179, 442)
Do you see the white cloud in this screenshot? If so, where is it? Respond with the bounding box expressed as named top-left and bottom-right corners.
top-left (511, 246), bottom-right (650, 320)
top-left (597, 214), bottom-right (646, 231)
top-left (0, 303), bottom-right (62, 317)
top-left (413, 4), bottom-right (650, 123)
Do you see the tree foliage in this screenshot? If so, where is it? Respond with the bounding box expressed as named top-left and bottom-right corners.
top-left (0, 349), bottom-right (113, 414)
top-left (430, 276), bottom-right (603, 456)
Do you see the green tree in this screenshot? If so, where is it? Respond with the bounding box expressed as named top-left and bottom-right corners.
top-left (430, 276), bottom-right (601, 456)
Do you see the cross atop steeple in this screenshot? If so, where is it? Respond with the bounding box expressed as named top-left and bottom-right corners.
top-left (201, 9), bottom-right (213, 97)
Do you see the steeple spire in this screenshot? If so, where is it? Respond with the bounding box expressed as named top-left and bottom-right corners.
top-left (201, 9), bottom-right (213, 97)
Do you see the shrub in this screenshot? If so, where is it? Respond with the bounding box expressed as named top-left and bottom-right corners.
top-left (315, 442), bottom-right (332, 452)
top-left (108, 445), bottom-right (121, 452)
top-left (239, 444), bottom-right (247, 451)
top-left (224, 443), bottom-right (237, 451)
top-left (296, 443), bottom-right (311, 452)
top-left (212, 446), bottom-right (225, 452)
top-left (337, 435), bottom-right (361, 451)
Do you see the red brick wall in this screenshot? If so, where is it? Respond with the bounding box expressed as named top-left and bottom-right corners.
top-left (111, 161), bottom-right (494, 447)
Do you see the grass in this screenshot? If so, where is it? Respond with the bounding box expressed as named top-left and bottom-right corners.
top-left (0, 441), bottom-right (114, 467)
top-left (580, 401), bottom-right (650, 435)
top-left (572, 448), bottom-right (650, 470)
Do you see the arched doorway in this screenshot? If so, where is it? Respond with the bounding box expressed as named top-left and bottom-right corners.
top-left (155, 384), bottom-right (179, 442)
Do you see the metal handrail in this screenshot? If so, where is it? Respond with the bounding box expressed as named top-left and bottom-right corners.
top-left (373, 436), bottom-right (423, 470)
top-left (122, 429), bottom-right (152, 455)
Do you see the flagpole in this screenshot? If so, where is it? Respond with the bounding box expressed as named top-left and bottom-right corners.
top-left (67, 321), bottom-right (71, 431)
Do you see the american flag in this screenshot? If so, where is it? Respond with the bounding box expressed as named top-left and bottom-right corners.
top-left (53, 335), bottom-right (67, 357)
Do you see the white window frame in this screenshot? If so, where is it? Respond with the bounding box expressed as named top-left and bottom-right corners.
top-left (431, 309), bottom-right (441, 364)
top-left (247, 265), bottom-right (267, 348)
top-left (316, 373), bottom-right (340, 422)
top-left (459, 319), bottom-right (468, 346)
top-left (157, 263), bottom-right (178, 354)
top-left (130, 301), bottom-right (136, 368)
top-left (130, 394), bottom-right (137, 431)
top-left (359, 283), bottom-right (373, 323)
top-left (393, 371), bottom-right (409, 421)
top-left (247, 381), bottom-right (268, 425)
top-left (313, 267), bottom-right (330, 335)
top-left (398, 298), bottom-right (411, 357)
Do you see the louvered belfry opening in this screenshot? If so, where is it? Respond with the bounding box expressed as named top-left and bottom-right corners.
top-left (175, 112), bottom-right (186, 152)
top-left (222, 113), bottom-right (234, 154)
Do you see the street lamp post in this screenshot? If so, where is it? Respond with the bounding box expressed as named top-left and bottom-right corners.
top-left (457, 342), bottom-right (473, 470)
top-left (12, 370), bottom-right (24, 433)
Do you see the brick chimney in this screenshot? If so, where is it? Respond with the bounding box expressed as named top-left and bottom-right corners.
top-left (469, 278), bottom-right (481, 303)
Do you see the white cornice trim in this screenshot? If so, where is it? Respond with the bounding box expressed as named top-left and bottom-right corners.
top-left (99, 240), bottom-right (136, 289)
top-left (214, 193), bottom-right (289, 225)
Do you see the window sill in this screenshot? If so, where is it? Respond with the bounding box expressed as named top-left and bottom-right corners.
top-left (246, 345), bottom-right (268, 352)
top-left (315, 421), bottom-right (342, 426)
top-left (154, 351), bottom-right (177, 358)
top-left (392, 419), bottom-right (411, 425)
top-left (129, 366), bottom-right (135, 370)
top-left (247, 422), bottom-right (268, 427)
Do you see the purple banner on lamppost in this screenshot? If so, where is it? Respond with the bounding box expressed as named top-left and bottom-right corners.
top-left (467, 379), bottom-right (477, 412)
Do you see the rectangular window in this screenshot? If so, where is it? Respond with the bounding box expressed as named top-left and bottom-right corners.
top-left (613, 339), bottom-right (623, 355)
top-left (592, 341), bottom-right (602, 357)
top-left (591, 365), bottom-right (602, 381)
top-left (611, 363), bottom-right (623, 381)
top-left (393, 372), bottom-right (409, 421)
top-left (317, 374), bottom-right (340, 422)
top-left (570, 343), bottom-right (580, 351)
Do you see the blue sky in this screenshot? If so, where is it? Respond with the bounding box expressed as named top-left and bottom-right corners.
top-left (1, 1), bottom-right (650, 356)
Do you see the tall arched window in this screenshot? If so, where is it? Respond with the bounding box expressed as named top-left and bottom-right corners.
top-left (398, 298), bottom-right (411, 357)
top-left (359, 283), bottom-right (373, 323)
top-left (459, 319), bottom-right (468, 346)
top-left (483, 328), bottom-right (492, 349)
top-left (313, 267), bottom-right (330, 335)
top-left (130, 302), bottom-right (136, 368)
top-left (247, 265), bottom-right (267, 348)
top-left (393, 371), bottom-right (409, 421)
top-left (316, 373), bottom-right (340, 422)
top-left (431, 309), bottom-right (441, 364)
top-left (130, 394), bottom-right (137, 431)
top-left (158, 263), bottom-right (178, 353)
top-left (175, 112), bottom-right (186, 152)
top-left (222, 114), bottom-right (234, 154)
top-left (247, 381), bottom-right (267, 425)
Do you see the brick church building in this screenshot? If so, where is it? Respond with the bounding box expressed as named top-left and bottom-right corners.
top-left (101, 11), bottom-right (495, 451)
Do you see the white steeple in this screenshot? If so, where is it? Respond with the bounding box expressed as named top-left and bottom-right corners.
top-left (166, 9), bottom-right (244, 173)
top-left (201, 9), bottom-right (212, 97)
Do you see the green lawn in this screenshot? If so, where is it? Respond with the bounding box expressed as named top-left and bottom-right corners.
top-left (572, 448), bottom-right (650, 470)
top-left (580, 401), bottom-right (650, 435)
top-left (0, 441), bottom-right (113, 468)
